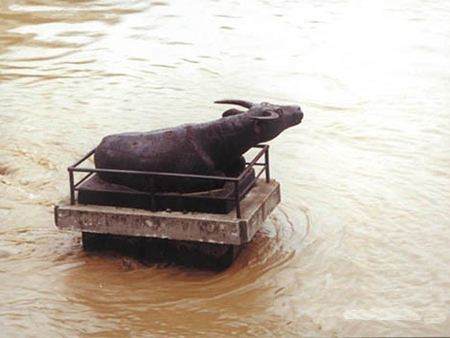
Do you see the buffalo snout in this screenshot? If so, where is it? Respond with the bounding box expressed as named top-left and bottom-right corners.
top-left (289, 106), bottom-right (303, 125)
top-left (297, 108), bottom-right (304, 123)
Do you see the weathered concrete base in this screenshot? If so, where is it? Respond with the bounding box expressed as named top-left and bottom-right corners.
top-left (54, 179), bottom-right (280, 268)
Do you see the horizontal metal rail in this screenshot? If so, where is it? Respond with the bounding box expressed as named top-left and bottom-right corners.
top-left (73, 185), bottom-right (239, 201)
top-left (70, 166), bottom-right (240, 182)
top-left (67, 144), bottom-right (270, 218)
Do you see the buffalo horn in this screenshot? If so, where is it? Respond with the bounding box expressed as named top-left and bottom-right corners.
top-left (214, 99), bottom-right (254, 108)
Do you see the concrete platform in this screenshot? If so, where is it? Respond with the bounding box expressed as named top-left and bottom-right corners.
top-left (54, 179), bottom-right (280, 246)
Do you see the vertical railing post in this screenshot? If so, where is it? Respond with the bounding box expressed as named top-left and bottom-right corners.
top-left (234, 181), bottom-right (241, 218)
top-left (264, 145), bottom-right (270, 183)
top-left (149, 175), bottom-right (156, 211)
top-left (68, 168), bottom-right (75, 205)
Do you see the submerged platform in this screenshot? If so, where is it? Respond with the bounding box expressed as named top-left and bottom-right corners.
top-left (54, 179), bottom-right (280, 246)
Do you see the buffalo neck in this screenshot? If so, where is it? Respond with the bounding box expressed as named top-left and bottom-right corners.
top-left (196, 115), bottom-right (258, 167)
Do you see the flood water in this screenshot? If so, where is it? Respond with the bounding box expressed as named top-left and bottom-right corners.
top-left (1, 0), bottom-right (449, 336)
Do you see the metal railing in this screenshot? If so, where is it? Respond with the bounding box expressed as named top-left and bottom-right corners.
top-left (68, 144), bottom-right (270, 218)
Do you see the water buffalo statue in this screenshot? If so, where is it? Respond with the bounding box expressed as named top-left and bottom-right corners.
top-left (94, 100), bottom-right (304, 193)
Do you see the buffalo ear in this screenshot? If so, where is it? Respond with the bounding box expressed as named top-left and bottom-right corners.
top-left (249, 109), bottom-right (279, 120)
top-left (222, 108), bottom-right (245, 117)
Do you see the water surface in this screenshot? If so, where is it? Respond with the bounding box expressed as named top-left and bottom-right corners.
top-left (1, 0), bottom-right (449, 336)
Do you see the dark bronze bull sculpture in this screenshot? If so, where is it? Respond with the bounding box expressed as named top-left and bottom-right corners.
top-left (94, 100), bottom-right (304, 193)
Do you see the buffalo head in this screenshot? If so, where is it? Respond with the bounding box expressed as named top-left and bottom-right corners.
top-left (215, 99), bottom-right (304, 142)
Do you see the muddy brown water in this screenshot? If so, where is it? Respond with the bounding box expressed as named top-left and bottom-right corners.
top-left (1, 0), bottom-right (449, 336)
